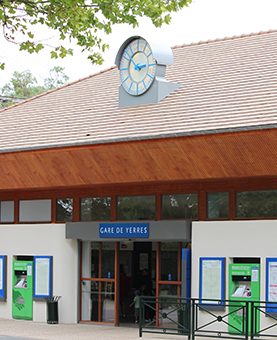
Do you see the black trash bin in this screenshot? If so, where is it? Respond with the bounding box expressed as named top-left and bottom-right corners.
top-left (177, 306), bottom-right (189, 334)
top-left (44, 296), bottom-right (61, 324)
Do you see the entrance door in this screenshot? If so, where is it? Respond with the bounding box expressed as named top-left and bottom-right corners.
top-left (118, 241), bottom-right (183, 325)
top-left (119, 242), bottom-right (155, 324)
top-left (80, 242), bottom-right (119, 324)
top-left (79, 241), bottom-right (183, 326)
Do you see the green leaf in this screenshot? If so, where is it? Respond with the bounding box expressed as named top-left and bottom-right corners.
top-left (35, 44), bottom-right (44, 53)
top-left (67, 48), bottom-right (73, 56)
top-left (27, 32), bottom-right (34, 39)
top-left (0, 0), bottom-right (192, 67)
top-left (164, 14), bottom-right (171, 24)
top-left (51, 51), bottom-right (58, 59)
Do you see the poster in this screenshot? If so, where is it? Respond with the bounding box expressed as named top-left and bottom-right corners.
top-left (139, 253), bottom-right (148, 270)
top-left (201, 258), bottom-right (224, 304)
top-left (0, 257), bottom-right (2, 290)
top-left (35, 257), bottom-right (50, 296)
top-left (268, 261), bottom-right (277, 302)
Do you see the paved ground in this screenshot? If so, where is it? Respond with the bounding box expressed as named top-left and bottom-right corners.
top-left (0, 319), bottom-right (187, 340)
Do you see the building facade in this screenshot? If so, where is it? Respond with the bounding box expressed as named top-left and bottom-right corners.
top-left (0, 30), bottom-right (277, 327)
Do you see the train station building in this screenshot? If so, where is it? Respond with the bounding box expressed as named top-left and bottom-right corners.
top-left (0, 30), bottom-right (277, 330)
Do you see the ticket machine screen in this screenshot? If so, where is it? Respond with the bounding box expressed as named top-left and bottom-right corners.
top-left (232, 284), bottom-right (251, 298)
top-left (231, 275), bottom-right (251, 298)
top-left (14, 270), bottom-right (27, 289)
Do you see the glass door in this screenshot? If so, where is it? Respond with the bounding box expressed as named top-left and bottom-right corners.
top-left (80, 241), bottom-right (119, 324)
top-left (155, 242), bottom-right (182, 327)
top-left (158, 242), bottom-right (182, 296)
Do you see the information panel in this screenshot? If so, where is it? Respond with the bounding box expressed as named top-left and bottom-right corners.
top-left (266, 258), bottom-right (277, 313)
top-left (0, 258), bottom-right (3, 291)
top-left (200, 257), bottom-right (225, 305)
top-left (33, 256), bottom-right (52, 299)
top-left (0, 255), bottom-right (7, 301)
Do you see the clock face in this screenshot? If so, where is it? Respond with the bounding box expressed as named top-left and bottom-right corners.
top-left (120, 38), bottom-right (156, 96)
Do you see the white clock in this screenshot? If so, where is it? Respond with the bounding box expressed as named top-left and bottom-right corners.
top-left (115, 36), bottom-right (180, 107)
top-left (119, 38), bottom-right (156, 96)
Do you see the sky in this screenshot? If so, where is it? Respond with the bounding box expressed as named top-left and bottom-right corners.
top-left (1, 0), bottom-right (277, 87)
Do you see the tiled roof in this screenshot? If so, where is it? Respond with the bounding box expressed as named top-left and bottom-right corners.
top-left (1, 30), bottom-right (277, 153)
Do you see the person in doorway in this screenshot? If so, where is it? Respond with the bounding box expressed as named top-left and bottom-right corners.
top-left (141, 268), bottom-right (153, 295)
top-left (140, 268), bottom-right (155, 321)
top-left (119, 264), bottom-right (130, 318)
top-left (129, 290), bottom-right (140, 323)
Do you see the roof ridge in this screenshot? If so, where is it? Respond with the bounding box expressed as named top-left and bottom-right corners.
top-left (172, 29), bottom-right (277, 50)
top-left (0, 65), bottom-right (117, 113)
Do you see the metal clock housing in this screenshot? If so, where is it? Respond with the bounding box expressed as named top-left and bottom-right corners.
top-left (119, 38), bottom-right (156, 96)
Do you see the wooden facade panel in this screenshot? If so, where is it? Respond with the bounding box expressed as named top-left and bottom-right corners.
top-left (0, 129), bottom-right (276, 191)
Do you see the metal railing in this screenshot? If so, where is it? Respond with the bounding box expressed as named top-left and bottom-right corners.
top-left (192, 299), bottom-right (249, 340)
top-left (250, 301), bottom-right (277, 340)
top-left (138, 297), bottom-right (277, 340)
top-left (139, 296), bottom-right (190, 337)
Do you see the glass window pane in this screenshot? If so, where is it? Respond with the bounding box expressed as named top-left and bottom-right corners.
top-left (82, 242), bottom-right (99, 278)
top-left (81, 279), bottom-right (93, 321)
top-left (82, 242), bottom-right (115, 279)
top-left (101, 282), bottom-right (115, 323)
top-left (236, 190), bottom-right (277, 218)
top-left (161, 242), bottom-right (178, 281)
top-left (162, 194), bottom-right (198, 219)
top-left (160, 284), bottom-right (179, 296)
top-left (80, 197), bottom-right (111, 221)
top-left (19, 199), bottom-right (51, 222)
top-left (158, 287), bottom-right (182, 328)
top-left (81, 280), bottom-right (114, 323)
top-left (207, 192), bottom-right (229, 219)
top-left (101, 243), bottom-right (115, 279)
top-left (56, 198), bottom-right (73, 221)
top-left (117, 196), bottom-right (155, 220)
top-left (0, 201), bottom-right (14, 222)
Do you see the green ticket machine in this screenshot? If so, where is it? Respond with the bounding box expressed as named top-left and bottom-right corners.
top-left (229, 263), bottom-right (260, 334)
top-left (12, 261), bottom-right (33, 320)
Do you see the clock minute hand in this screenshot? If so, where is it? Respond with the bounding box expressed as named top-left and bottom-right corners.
top-left (125, 49), bottom-right (139, 70)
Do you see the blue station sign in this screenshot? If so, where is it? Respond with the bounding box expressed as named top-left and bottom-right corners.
top-left (99, 223), bottom-right (149, 238)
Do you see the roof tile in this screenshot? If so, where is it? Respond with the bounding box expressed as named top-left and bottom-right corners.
top-left (1, 30), bottom-right (277, 152)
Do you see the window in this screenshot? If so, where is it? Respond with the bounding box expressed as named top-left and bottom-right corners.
top-left (236, 190), bottom-right (277, 218)
top-left (117, 196), bottom-right (155, 220)
top-left (207, 192), bottom-right (229, 219)
top-left (56, 198), bottom-right (73, 221)
top-left (162, 194), bottom-right (198, 219)
top-left (0, 201), bottom-right (14, 222)
top-left (161, 242), bottom-right (178, 281)
top-left (19, 199), bottom-right (51, 222)
top-left (80, 197), bottom-right (111, 221)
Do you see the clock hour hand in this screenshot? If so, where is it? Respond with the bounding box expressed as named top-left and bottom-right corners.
top-left (136, 63), bottom-right (146, 70)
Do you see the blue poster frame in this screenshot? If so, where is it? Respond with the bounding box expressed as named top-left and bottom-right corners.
top-left (199, 257), bottom-right (225, 306)
top-left (33, 256), bottom-right (52, 299)
top-left (266, 258), bottom-right (277, 313)
top-left (0, 255), bottom-right (7, 301)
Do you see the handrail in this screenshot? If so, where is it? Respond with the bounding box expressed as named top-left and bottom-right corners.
top-left (138, 297), bottom-right (277, 340)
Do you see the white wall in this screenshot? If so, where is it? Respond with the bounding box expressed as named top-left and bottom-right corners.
top-left (191, 220), bottom-right (277, 332)
top-left (0, 224), bottom-right (78, 323)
